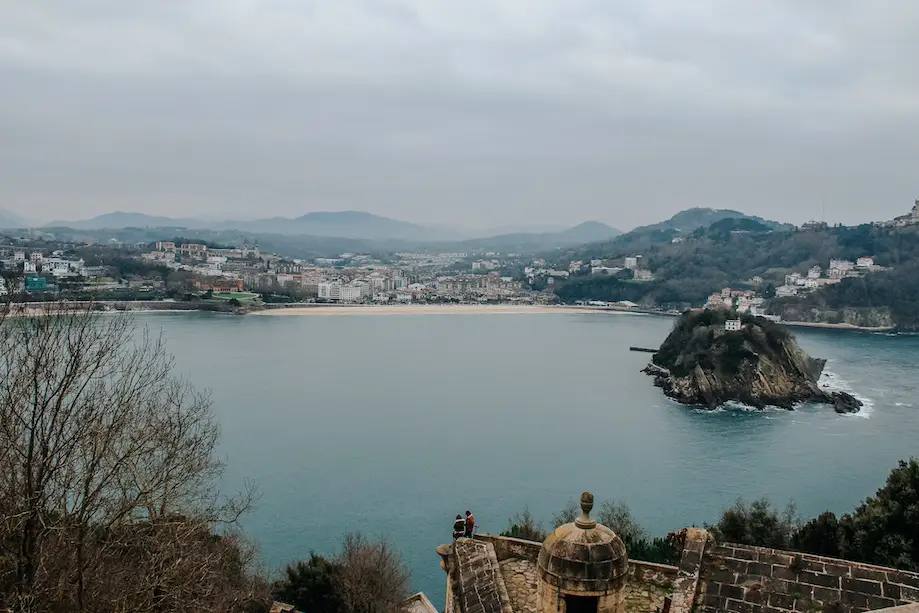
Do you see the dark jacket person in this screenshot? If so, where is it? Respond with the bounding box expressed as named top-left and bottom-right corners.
top-left (453, 514), bottom-right (465, 540)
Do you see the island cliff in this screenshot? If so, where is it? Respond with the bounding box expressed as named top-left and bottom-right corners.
top-left (641, 310), bottom-right (862, 413)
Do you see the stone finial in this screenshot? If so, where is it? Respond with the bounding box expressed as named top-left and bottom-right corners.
top-left (576, 491), bottom-right (597, 529)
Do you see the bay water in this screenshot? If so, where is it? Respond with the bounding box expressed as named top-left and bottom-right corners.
top-left (134, 310), bottom-right (919, 605)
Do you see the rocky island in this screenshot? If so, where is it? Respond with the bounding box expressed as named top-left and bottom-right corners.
top-left (642, 310), bottom-right (862, 413)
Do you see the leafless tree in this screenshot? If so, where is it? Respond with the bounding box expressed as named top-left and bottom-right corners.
top-left (0, 302), bottom-right (262, 612)
top-left (336, 533), bottom-right (410, 613)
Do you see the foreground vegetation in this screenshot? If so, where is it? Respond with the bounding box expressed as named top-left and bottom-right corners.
top-left (711, 459), bottom-right (919, 571)
top-left (0, 303), bottom-right (263, 612)
top-left (0, 302), bottom-right (411, 613)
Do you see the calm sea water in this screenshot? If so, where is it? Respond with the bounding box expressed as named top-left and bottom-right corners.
top-left (133, 311), bottom-right (919, 605)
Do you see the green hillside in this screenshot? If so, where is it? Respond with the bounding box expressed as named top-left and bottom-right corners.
top-left (554, 222), bottom-right (919, 329)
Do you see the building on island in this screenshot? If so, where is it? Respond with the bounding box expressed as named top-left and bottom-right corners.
top-left (623, 256), bottom-right (642, 270)
top-left (431, 490), bottom-right (919, 613)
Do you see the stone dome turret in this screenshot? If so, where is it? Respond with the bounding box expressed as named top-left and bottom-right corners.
top-left (537, 492), bottom-right (629, 594)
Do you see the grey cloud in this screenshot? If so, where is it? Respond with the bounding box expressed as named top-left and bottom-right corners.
top-left (1, 1), bottom-right (917, 228)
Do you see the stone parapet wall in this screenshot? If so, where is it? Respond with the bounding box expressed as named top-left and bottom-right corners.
top-left (476, 534), bottom-right (680, 582)
top-left (698, 543), bottom-right (919, 613)
top-left (626, 561), bottom-right (679, 613)
top-left (451, 539), bottom-right (515, 613)
top-left (476, 534), bottom-right (680, 613)
top-left (475, 535), bottom-right (542, 562)
top-left (623, 578), bottom-right (672, 613)
top-left (630, 561), bottom-right (679, 585)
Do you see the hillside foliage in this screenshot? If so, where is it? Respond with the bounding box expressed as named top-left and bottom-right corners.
top-left (555, 222), bottom-right (919, 329)
top-left (712, 459), bottom-right (919, 571)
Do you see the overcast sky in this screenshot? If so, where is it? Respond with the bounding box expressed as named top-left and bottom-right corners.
top-left (2, 1), bottom-right (917, 229)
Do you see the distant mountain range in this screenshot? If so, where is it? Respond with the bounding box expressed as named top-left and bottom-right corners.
top-left (41, 210), bottom-right (621, 247)
top-left (452, 221), bottom-right (623, 251)
top-left (5, 206), bottom-right (801, 255)
top-left (0, 208), bottom-right (32, 229)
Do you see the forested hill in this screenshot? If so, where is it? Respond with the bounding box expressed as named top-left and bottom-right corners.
top-left (560, 208), bottom-right (794, 261)
top-left (553, 222), bottom-right (919, 330)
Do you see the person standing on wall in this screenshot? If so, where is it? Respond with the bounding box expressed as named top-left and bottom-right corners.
top-left (453, 514), bottom-right (466, 540)
top-left (464, 510), bottom-right (476, 538)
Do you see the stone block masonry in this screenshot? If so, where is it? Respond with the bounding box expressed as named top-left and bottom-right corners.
top-left (446, 531), bottom-right (919, 613)
top-left (451, 539), bottom-right (515, 613)
top-left (476, 534), bottom-right (682, 613)
top-left (698, 543), bottom-right (919, 613)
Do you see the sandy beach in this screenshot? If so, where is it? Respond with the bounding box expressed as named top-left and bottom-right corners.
top-left (252, 304), bottom-right (623, 316)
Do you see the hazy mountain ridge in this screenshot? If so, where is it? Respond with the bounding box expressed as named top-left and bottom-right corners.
top-left (452, 220), bottom-right (620, 251)
top-left (0, 208), bottom-right (33, 229)
top-left (41, 210), bottom-right (619, 247)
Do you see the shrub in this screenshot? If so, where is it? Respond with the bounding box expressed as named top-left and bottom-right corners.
top-left (272, 533), bottom-right (410, 613)
top-left (501, 506), bottom-right (545, 542)
top-left (710, 497), bottom-right (798, 549)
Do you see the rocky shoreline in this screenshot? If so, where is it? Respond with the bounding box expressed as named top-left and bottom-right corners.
top-left (642, 310), bottom-right (863, 414)
top-left (641, 363), bottom-right (862, 413)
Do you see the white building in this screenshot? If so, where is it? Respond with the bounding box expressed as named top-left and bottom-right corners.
top-left (0, 277), bottom-right (7, 296)
top-left (829, 259), bottom-right (854, 272)
top-left (856, 257), bottom-right (874, 268)
top-left (725, 319), bottom-right (743, 332)
top-left (775, 285), bottom-right (798, 298)
top-left (339, 283), bottom-right (367, 302)
top-left (318, 281), bottom-right (342, 300)
top-left (591, 266), bottom-right (619, 275)
top-left (807, 266), bottom-right (822, 279)
top-left (624, 256), bottom-right (641, 270)
top-left (43, 257), bottom-right (85, 277)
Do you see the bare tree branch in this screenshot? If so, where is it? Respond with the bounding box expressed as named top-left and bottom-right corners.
top-left (0, 302), bottom-right (264, 612)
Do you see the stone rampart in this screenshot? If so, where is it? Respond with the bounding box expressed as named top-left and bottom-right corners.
top-left (475, 535), bottom-right (542, 562)
top-left (475, 534), bottom-right (680, 613)
top-left (445, 530), bottom-right (919, 613)
top-left (629, 561), bottom-right (679, 585)
top-left (698, 543), bottom-right (919, 613)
